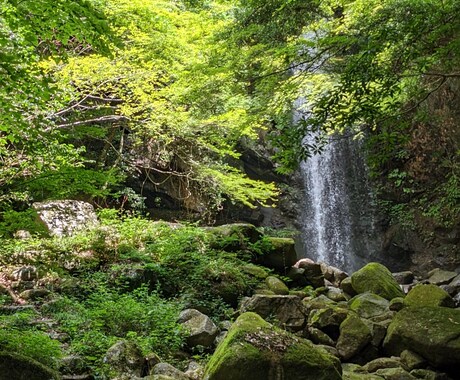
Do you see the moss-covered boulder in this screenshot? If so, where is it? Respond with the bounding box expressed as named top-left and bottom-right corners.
top-left (265, 276), bottom-right (289, 295)
top-left (404, 284), bottom-right (455, 308)
top-left (349, 293), bottom-right (390, 319)
top-left (0, 352), bottom-right (60, 380)
top-left (336, 313), bottom-right (372, 360)
top-left (204, 312), bottom-right (342, 380)
top-left (208, 223), bottom-right (263, 251)
top-left (351, 263), bottom-right (405, 300)
top-left (257, 237), bottom-right (297, 273)
top-left (308, 306), bottom-right (349, 341)
top-left (383, 306), bottom-right (460, 370)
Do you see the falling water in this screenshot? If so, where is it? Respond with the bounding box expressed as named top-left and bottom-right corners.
top-left (297, 118), bottom-right (380, 273)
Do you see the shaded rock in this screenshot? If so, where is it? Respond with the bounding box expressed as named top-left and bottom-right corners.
top-left (287, 267), bottom-right (309, 287)
top-left (104, 340), bottom-right (144, 377)
top-left (265, 276), bottom-right (289, 295)
top-left (321, 263), bottom-right (348, 286)
top-left (336, 313), bottom-right (372, 360)
top-left (410, 369), bottom-right (453, 379)
top-left (326, 287), bottom-right (348, 302)
top-left (258, 237), bottom-right (297, 272)
top-left (375, 367), bottom-right (416, 379)
top-left (400, 349), bottom-right (426, 371)
top-left (392, 271), bottom-right (415, 285)
top-left (203, 312), bottom-right (342, 380)
top-left (341, 277), bottom-right (357, 296)
top-left (308, 327), bottom-right (336, 346)
top-left (427, 269), bottom-right (457, 286)
top-left (404, 284), bottom-right (455, 308)
top-left (178, 309), bottom-right (219, 348)
top-left (33, 200), bottom-right (98, 236)
top-left (0, 352), bottom-right (59, 380)
top-left (151, 363), bottom-right (189, 380)
top-left (383, 306), bottom-right (460, 370)
top-left (240, 264), bottom-right (269, 280)
top-left (11, 266), bottom-right (38, 281)
top-left (349, 293), bottom-right (390, 319)
top-left (342, 363), bottom-right (384, 379)
top-left (309, 306), bottom-right (349, 341)
top-left (240, 294), bottom-right (307, 331)
top-left (295, 259), bottom-right (325, 288)
top-left (389, 297), bottom-right (405, 311)
top-left (362, 357), bottom-right (401, 373)
top-left (351, 263), bottom-right (405, 300)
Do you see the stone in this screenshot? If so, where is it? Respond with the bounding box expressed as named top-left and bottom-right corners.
top-left (19, 288), bottom-right (50, 301)
top-left (178, 309), bottom-right (219, 348)
top-left (0, 352), bottom-right (60, 380)
top-left (336, 313), bottom-right (372, 360)
top-left (295, 259), bottom-right (325, 288)
top-left (389, 297), bottom-right (405, 311)
top-left (383, 306), bottom-right (460, 369)
top-left (400, 349), bottom-right (426, 371)
top-left (104, 340), bottom-right (144, 377)
top-left (287, 267), bottom-right (310, 287)
top-left (351, 263), bottom-right (405, 300)
top-left (342, 363), bottom-right (384, 379)
top-left (349, 293), bottom-right (390, 319)
top-left (240, 294), bottom-right (307, 331)
top-left (308, 327), bottom-right (336, 346)
top-left (427, 268), bottom-right (457, 286)
top-left (240, 264), bottom-right (269, 279)
top-left (392, 271), bottom-right (415, 285)
top-left (375, 367), bottom-right (416, 379)
top-left (410, 369), bottom-right (452, 379)
top-left (341, 277), bottom-right (357, 296)
top-left (308, 306), bottom-right (349, 341)
top-left (303, 294), bottom-right (336, 312)
top-left (326, 287), bottom-right (348, 302)
top-left (33, 200), bottom-right (99, 236)
top-left (185, 360), bottom-right (204, 380)
top-left (13, 230), bottom-right (32, 239)
top-left (265, 276), bottom-right (289, 295)
top-left (320, 263), bottom-right (349, 285)
top-left (404, 284), bottom-right (455, 308)
top-left (258, 237), bottom-right (298, 272)
top-left (151, 363), bottom-right (189, 380)
top-left (362, 357), bottom-right (402, 373)
top-left (203, 312), bottom-right (342, 380)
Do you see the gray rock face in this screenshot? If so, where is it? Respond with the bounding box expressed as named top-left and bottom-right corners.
top-left (240, 294), bottom-right (307, 331)
top-left (427, 268), bottom-right (458, 285)
top-left (33, 200), bottom-right (98, 236)
top-left (178, 309), bottom-right (219, 348)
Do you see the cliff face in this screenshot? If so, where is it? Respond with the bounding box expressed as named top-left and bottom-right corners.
top-left (375, 77), bottom-right (460, 275)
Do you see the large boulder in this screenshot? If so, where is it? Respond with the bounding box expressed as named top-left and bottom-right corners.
top-left (33, 200), bottom-right (98, 236)
top-left (349, 293), bottom-right (390, 319)
top-left (178, 309), bottom-right (219, 348)
top-left (336, 313), bottom-right (372, 360)
top-left (240, 295), bottom-right (307, 331)
top-left (0, 352), bottom-right (59, 380)
top-left (265, 276), bottom-right (289, 295)
top-left (258, 237), bottom-right (298, 272)
top-left (104, 340), bottom-right (144, 377)
top-left (383, 306), bottom-right (460, 370)
top-left (203, 312), bottom-right (342, 380)
top-left (208, 223), bottom-right (263, 252)
top-left (351, 263), bottom-right (405, 300)
top-left (404, 284), bottom-right (455, 308)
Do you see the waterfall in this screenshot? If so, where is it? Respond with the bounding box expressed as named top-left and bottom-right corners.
top-left (297, 121), bottom-right (380, 273)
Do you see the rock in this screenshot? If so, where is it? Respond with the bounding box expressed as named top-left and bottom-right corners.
top-left (33, 200), bottom-right (99, 236)
top-left (400, 349), bottom-right (426, 371)
top-left (241, 264), bottom-right (269, 279)
top-left (363, 320), bottom-right (388, 348)
top-left (389, 297), bottom-right (405, 311)
top-left (349, 293), bottom-right (390, 319)
top-left (265, 276), bottom-right (289, 295)
top-left (326, 287), bottom-right (348, 302)
top-left (321, 263), bottom-right (349, 285)
top-left (427, 269), bottom-right (457, 286)
top-left (287, 267), bottom-right (310, 287)
top-left (341, 277), bottom-right (357, 296)
top-left (351, 263), bottom-right (405, 300)
top-left (203, 312), bottom-right (342, 380)
top-left (383, 306), bottom-right (460, 370)
top-left (258, 237), bottom-right (298, 272)
top-left (240, 294), bottom-right (307, 331)
top-left (0, 352), bottom-right (59, 380)
top-left (374, 367), bottom-right (416, 379)
top-left (303, 294), bottom-right (336, 312)
top-left (60, 355), bottom-right (90, 376)
top-left (185, 360), bottom-right (204, 380)
top-left (19, 288), bottom-right (50, 301)
top-left (341, 363), bottom-right (384, 379)
top-left (336, 313), bottom-right (372, 360)
top-left (151, 363), bottom-right (189, 380)
top-left (308, 306), bottom-right (349, 341)
top-left (13, 230), bottom-right (32, 239)
top-left (295, 259), bottom-right (325, 288)
top-left (308, 327), bottom-right (336, 346)
top-left (208, 223), bottom-right (263, 252)
top-left (410, 368), bottom-right (452, 379)
top-left (404, 284), bottom-right (455, 308)
top-left (178, 309), bottom-right (219, 348)
top-left (392, 271), bottom-right (415, 285)
top-left (104, 340), bottom-right (144, 377)
top-left (362, 357), bottom-right (402, 373)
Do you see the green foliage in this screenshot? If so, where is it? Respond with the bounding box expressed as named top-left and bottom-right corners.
top-left (0, 208), bottom-right (48, 237)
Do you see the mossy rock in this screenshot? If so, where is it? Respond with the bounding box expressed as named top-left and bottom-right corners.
top-left (351, 263), bottom-right (405, 300)
top-left (265, 276), bottom-right (289, 295)
top-left (349, 293), bottom-right (390, 319)
top-left (204, 312), bottom-right (342, 380)
top-left (257, 237), bottom-right (297, 273)
top-left (383, 306), bottom-right (460, 370)
top-left (241, 264), bottom-right (269, 279)
top-left (404, 284), bottom-right (455, 308)
top-left (208, 223), bottom-right (263, 251)
top-left (0, 352), bottom-right (60, 380)
top-left (336, 313), bottom-right (372, 360)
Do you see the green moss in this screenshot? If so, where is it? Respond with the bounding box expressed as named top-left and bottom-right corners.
top-left (348, 293), bottom-right (390, 319)
top-left (0, 352), bottom-right (60, 380)
top-left (265, 276), bottom-right (289, 295)
top-left (404, 284), bottom-right (454, 308)
top-left (351, 263), bottom-right (405, 300)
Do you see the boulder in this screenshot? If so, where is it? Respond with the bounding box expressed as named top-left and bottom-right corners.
top-left (349, 293), bottom-right (390, 319)
top-left (427, 269), bottom-right (457, 286)
top-left (404, 284), bottom-right (455, 308)
top-left (392, 271), bottom-right (415, 285)
top-left (308, 306), bottom-right (349, 341)
top-left (320, 263), bottom-right (348, 285)
top-left (203, 312), bottom-right (342, 380)
top-left (340, 277), bottom-right (357, 296)
top-left (178, 309), bottom-right (219, 348)
top-left (151, 363), bottom-right (189, 380)
top-left (336, 313), bottom-right (372, 360)
top-left (383, 306), bottom-right (460, 370)
top-left (351, 263), bottom-right (405, 300)
top-left (104, 340), bottom-right (144, 377)
top-left (258, 237), bottom-right (298, 272)
top-left (295, 259), bottom-right (325, 288)
top-left (265, 276), bottom-right (289, 295)
top-left (326, 287), bottom-right (348, 302)
top-left (389, 297), bottom-right (405, 312)
top-left (400, 349), bottom-right (426, 371)
top-left (374, 367), bottom-right (416, 379)
top-left (240, 294), bottom-right (307, 331)
top-left (33, 200), bottom-right (98, 236)
top-left (208, 223), bottom-right (263, 252)
top-left (362, 357), bottom-right (402, 373)
top-left (0, 352), bottom-right (59, 380)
